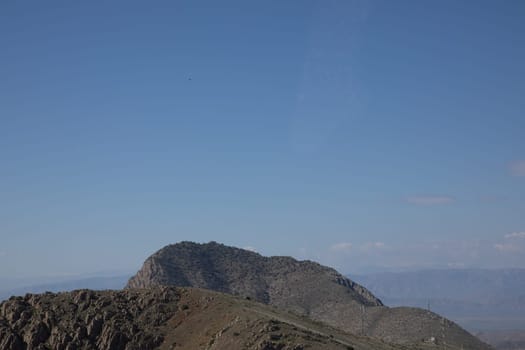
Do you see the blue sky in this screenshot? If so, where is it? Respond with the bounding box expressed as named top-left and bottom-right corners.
top-left (1, 0), bottom-right (524, 279)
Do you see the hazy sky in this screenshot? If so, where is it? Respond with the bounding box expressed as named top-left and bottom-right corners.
top-left (1, 0), bottom-right (524, 279)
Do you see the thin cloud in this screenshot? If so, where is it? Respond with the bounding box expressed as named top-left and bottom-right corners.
top-left (243, 246), bottom-right (258, 253)
top-left (360, 242), bottom-right (386, 251)
top-left (406, 196), bottom-right (455, 206)
top-left (509, 160), bottom-right (525, 176)
top-left (505, 232), bottom-right (525, 239)
top-left (447, 262), bottom-right (466, 268)
top-left (494, 243), bottom-right (522, 253)
top-left (492, 232), bottom-right (525, 254)
top-left (320, 237), bottom-right (525, 273)
top-left (331, 242), bottom-right (353, 252)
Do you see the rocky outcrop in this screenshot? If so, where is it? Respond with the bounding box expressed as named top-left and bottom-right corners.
top-left (127, 241), bottom-right (382, 308)
top-left (0, 288), bottom-right (177, 350)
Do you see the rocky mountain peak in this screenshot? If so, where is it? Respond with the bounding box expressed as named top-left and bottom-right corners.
top-left (126, 241), bottom-right (382, 308)
top-left (125, 241), bottom-right (492, 350)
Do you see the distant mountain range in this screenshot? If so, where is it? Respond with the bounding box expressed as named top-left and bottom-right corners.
top-left (351, 269), bottom-right (525, 301)
top-left (0, 275), bottom-right (130, 301)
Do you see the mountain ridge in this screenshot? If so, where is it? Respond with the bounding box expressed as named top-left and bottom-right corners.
top-left (127, 241), bottom-right (492, 350)
top-left (127, 241), bottom-right (382, 308)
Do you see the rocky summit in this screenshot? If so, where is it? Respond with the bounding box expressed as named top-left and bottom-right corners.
top-left (127, 241), bottom-right (492, 350)
top-left (127, 241), bottom-right (382, 308)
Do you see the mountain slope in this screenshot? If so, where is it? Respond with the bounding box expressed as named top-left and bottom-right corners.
top-left (0, 287), bottom-right (418, 350)
top-left (126, 241), bottom-right (492, 350)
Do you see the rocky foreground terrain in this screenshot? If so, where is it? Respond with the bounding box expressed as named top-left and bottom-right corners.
top-left (1, 286), bottom-right (432, 350)
top-left (127, 241), bottom-right (492, 350)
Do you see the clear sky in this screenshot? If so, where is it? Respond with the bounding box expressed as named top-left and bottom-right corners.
top-left (1, 0), bottom-right (524, 280)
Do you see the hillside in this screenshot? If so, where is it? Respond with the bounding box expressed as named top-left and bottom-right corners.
top-left (1, 286), bottom-right (423, 350)
top-left (127, 241), bottom-right (492, 350)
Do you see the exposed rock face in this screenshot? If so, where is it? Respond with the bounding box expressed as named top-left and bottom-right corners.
top-left (0, 287), bottom-right (408, 350)
top-left (127, 241), bottom-right (492, 350)
top-left (0, 288), bottom-right (177, 350)
top-left (127, 241), bottom-right (382, 309)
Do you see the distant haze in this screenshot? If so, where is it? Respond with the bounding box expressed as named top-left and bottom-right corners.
top-left (352, 268), bottom-right (525, 332)
top-left (0, 274), bottom-right (131, 301)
